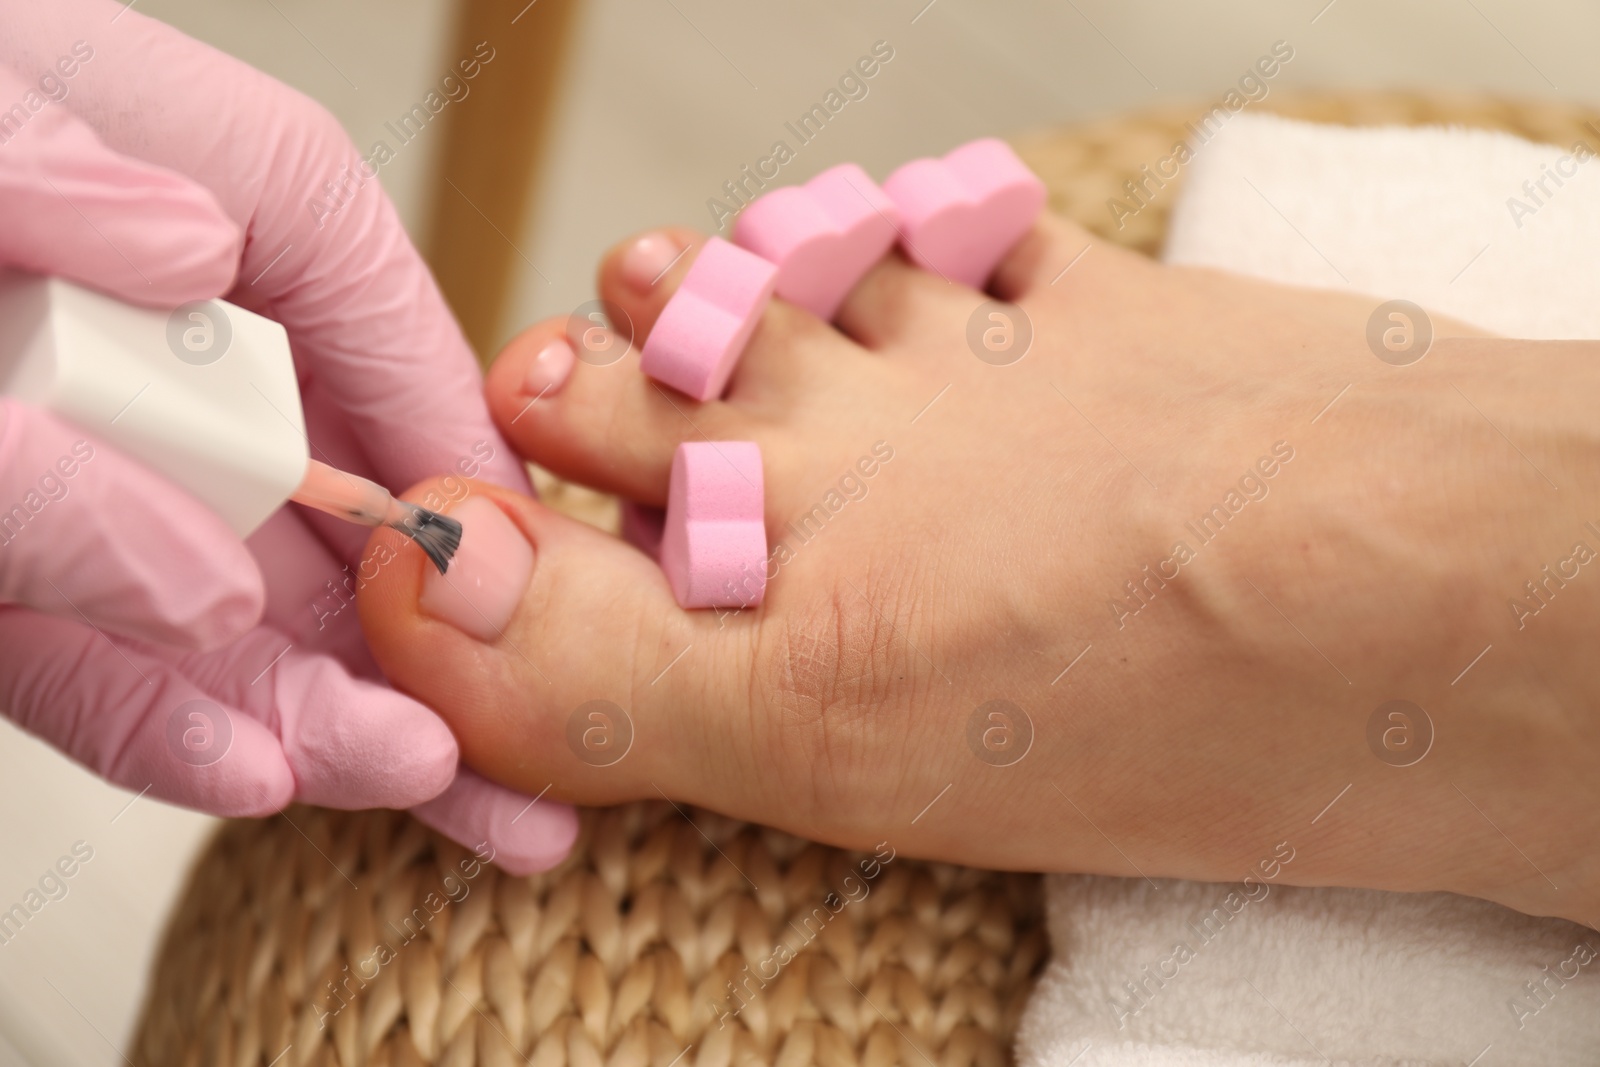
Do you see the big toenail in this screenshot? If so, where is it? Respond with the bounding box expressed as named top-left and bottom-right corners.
top-left (621, 233), bottom-right (685, 292)
top-left (419, 497), bottom-right (534, 641)
top-left (522, 338), bottom-right (575, 398)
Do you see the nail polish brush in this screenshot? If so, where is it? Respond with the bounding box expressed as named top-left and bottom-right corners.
top-left (292, 458), bottom-right (462, 573)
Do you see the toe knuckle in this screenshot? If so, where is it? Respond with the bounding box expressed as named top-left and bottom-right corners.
top-left (750, 580), bottom-right (913, 809)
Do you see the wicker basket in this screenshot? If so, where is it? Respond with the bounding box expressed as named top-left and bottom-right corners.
top-left (133, 91), bottom-right (1600, 1067)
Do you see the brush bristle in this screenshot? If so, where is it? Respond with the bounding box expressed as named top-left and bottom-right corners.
top-left (390, 503), bottom-right (464, 574)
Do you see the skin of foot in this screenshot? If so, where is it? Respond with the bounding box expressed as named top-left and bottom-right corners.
top-left (358, 212), bottom-right (1600, 931)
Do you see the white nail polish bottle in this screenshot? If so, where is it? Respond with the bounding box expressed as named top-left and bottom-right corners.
top-left (0, 271), bottom-right (307, 536)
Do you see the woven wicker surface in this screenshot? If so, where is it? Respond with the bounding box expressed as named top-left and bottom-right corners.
top-left (135, 91), bottom-right (1597, 1067)
top-left (134, 805), bottom-right (1045, 1067)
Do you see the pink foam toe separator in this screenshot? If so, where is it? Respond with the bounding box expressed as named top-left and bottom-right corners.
top-left (639, 238), bottom-right (778, 401)
top-left (659, 441), bottom-right (766, 609)
top-left (733, 163), bottom-right (899, 321)
top-left (882, 138), bottom-right (1047, 289)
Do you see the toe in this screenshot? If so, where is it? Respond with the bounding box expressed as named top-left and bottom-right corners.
top-left (834, 251), bottom-right (974, 351)
top-left (838, 215), bottom-right (1135, 353)
top-left (598, 227), bottom-right (705, 341)
top-left (988, 214), bottom-right (1135, 302)
top-left (601, 227), bottom-right (861, 398)
top-left (357, 478), bottom-right (757, 810)
top-left (486, 317), bottom-right (751, 505)
top-left (496, 228), bottom-right (866, 500)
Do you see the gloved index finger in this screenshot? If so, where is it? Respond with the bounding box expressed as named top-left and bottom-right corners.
top-left (0, 1), bottom-right (531, 498)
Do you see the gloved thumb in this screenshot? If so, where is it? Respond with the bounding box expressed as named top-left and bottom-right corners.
top-left (0, 399), bottom-right (263, 650)
top-left (0, 56), bottom-right (241, 306)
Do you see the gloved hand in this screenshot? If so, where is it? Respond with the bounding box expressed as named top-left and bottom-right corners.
top-left (0, 1), bottom-right (576, 872)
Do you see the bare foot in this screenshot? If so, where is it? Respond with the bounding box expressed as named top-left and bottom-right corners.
top-left (360, 213), bottom-right (1600, 930)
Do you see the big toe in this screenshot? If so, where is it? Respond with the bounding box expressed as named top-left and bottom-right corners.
top-left (357, 478), bottom-right (755, 811)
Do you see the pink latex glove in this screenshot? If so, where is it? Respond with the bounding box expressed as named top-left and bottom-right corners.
top-left (0, 1), bottom-right (575, 873)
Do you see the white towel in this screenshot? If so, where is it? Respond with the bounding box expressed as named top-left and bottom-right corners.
top-left (1016, 113), bottom-right (1600, 1067)
top-left (1163, 112), bottom-right (1600, 337)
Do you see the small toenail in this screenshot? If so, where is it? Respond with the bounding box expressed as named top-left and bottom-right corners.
top-left (522, 338), bottom-right (575, 399)
top-left (418, 497), bottom-right (534, 641)
top-left (621, 233), bottom-right (685, 292)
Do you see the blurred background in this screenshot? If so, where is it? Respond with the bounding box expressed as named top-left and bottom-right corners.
top-left (2, 0), bottom-right (1596, 1062)
top-left (112, 0), bottom-right (1600, 358)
